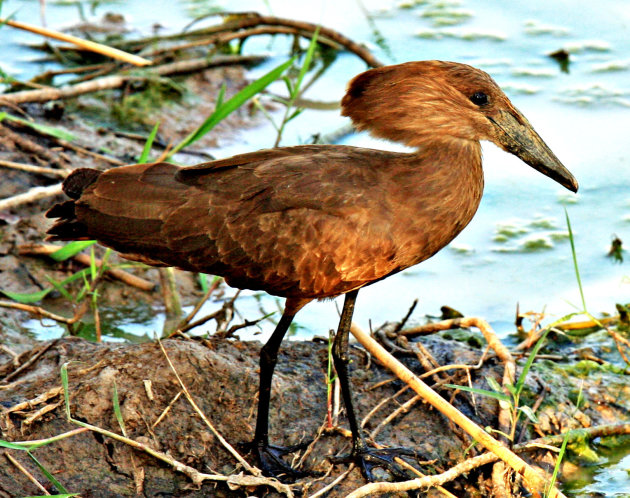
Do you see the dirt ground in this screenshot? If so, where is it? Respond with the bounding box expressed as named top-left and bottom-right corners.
top-left (2, 326), bottom-right (630, 497)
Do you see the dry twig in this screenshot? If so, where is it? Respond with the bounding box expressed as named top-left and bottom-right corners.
top-left (349, 322), bottom-right (563, 498)
top-left (18, 242), bottom-right (155, 292)
top-left (4, 452), bottom-right (50, 495)
top-left (2, 17), bottom-right (151, 66)
top-left (157, 340), bottom-right (260, 475)
top-left (0, 183), bottom-right (63, 211)
top-left (1, 55), bottom-right (266, 105)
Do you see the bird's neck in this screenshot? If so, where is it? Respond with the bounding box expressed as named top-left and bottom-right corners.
top-left (393, 137), bottom-right (484, 264)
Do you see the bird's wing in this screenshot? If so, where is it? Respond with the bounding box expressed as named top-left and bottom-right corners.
top-left (74, 146), bottom-right (403, 298)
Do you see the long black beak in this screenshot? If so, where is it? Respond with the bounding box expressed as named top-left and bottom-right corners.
top-left (490, 110), bottom-right (578, 193)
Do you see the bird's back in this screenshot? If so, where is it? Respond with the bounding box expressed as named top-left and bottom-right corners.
top-left (47, 143), bottom-right (483, 298)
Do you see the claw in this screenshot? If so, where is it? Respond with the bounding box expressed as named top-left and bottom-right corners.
top-left (330, 446), bottom-right (420, 481)
top-left (242, 440), bottom-right (314, 481)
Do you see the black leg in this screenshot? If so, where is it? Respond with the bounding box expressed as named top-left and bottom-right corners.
top-left (331, 290), bottom-right (419, 481)
top-left (251, 301), bottom-right (310, 479)
top-left (254, 310), bottom-right (294, 446)
top-left (331, 290), bottom-right (367, 453)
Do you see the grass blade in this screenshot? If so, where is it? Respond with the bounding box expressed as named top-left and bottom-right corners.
top-left (27, 450), bottom-right (69, 494)
top-left (168, 56), bottom-right (295, 156)
top-left (565, 208), bottom-right (587, 311)
top-left (546, 431), bottom-right (571, 497)
top-left (138, 122), bottom-right (160, 164)
top-left (444, 383), bottom-right (511, 403)
top-left (50, 241), bottom-right (97, 262)
top-left (292, 27), bottom-right (320, 99)
top-left (0, 439), bottom-right (32, 450)
top-left (112, 379), bottom-right (127, 437)
top-left (0, 112), bottom-right (76, 142)
top-left (0, 288), bottom-right (52, 303)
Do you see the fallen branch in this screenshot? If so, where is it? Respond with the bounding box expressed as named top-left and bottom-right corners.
top-left (2, 17), bottom-right (151, 66)
top-left (349, 322), bottom-right (564, 498)
top-left (183, 13), bottom-right (384, 68)
top-left (0, 183), bottom-right (62, 211)
top-left (348, 422), bottom-right (630, 498)
top-left (0, 159), bottom-right (69, 178)
top-left (0, 54), bottom-right (267, 104)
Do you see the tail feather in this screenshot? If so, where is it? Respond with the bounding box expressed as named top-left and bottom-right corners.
top-left (62, 168), bottom-right (101, 199)
top-left (46, 168), bottom-right (102, 241)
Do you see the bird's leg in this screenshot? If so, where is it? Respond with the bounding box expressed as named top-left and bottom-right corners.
top-left (331, 290), bottom-right (418, 481)
top-left (250, 301), bottom-right (310, 479)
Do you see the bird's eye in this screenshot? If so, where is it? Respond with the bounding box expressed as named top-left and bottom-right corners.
top-left (470, 92), bottom-right (489, 106)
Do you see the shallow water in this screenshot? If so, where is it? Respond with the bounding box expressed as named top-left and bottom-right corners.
top-left (6, 0), bottom-right (629, 340)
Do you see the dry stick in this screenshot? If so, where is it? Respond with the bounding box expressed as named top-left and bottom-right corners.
top-left (0, 183), bottom-right (63, 211)
top-left (2, 342), bottom-right (55, 383)
top-left (346, 450), bottom-right (500, 498)
top-left (63, 404), bottom-right (294, 495)
top-left (306, 465), bottom-right (355, 498)
top-left (152, 391), bottom-right (183, 429)
top-left (4, 386), bottom-right (64, 414)
top-left (348, 323), bottom-right (564, 498)
top-left (360, 385), bottom-right (408, 429)
top-left (369, 394), bottom-right (422, 440)
top-left (145, 26), bottom-right (341, 58)
top-left (54, 139), bottom-right (126, 166)
top-left (23, 400), bottom-right (64, 427)
top-left (157, 340), bottom-right (260, 476)
top-left (353, 422), bottom-right (630, 498)
top-left (181, 13), bottom-right (384, 68)
top-left (0, 54), bottom-right (266, 105)
top-left (1, 18), bottom-right (151, 66)
top-left (0, 159), bottom-right (70, 178)
top-left (0, 301), bottom-right (71, 326)
top-left (178, 277), bottom-right (223, 330)
top-left (18, 242), bottom-right (155, 292)
top-left (4, 452), bottom-right (50, 495)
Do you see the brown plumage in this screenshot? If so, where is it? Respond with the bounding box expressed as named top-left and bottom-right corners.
top-left (46, 60), bottom-right (578, 480)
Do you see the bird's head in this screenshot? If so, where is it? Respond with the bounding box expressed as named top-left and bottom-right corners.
top-left (341, 60), bottom-right (578, 192)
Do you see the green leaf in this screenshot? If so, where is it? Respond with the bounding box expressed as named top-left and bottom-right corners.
top-left (50, 241), bottom-right (97, 262)
top-left (0, 112), bottom-right (76, 142)
top-left (504, 382), bottom-right (517, 396)
top-left (565, 208), bottom-right (587, 311)
top-left (486, 376), bottom-right (503, 393)
top-left (138, 122), bottom-right (160, 164)
top-left (518, 405), bottom-right (539, 423)
top-left (547, 431), bottom-right (571, 496)
top-left (293, 27), bottom-right (320, 98)
top-left (0, 288), bottom-right (52, 303)
top-left (515, 324), bottom-right (557, 394)
top-left (45, 275), bottom-right (73, 301)
top-left (89, 247), bottom-right (97, 281)
top-left (198, 273), bottom-right (209, 293)
top-left (169, 56), bottom-right (296, 156)
top-left (286, 107), bottom-right (304, 122)
top-left (61, 363), bottom-right (71, 421)
top-left (0, 439), bottom-right (31, 450)
top-left (215, 83), bottom-right (226, 110)
top-left (112, 379), bottom-right (127, 437)
top-left (27, 450), bottom-right (69, 493)
top-left (444, 383), bottom-right (511, 403)
top-left (282, 76), bottom-right (294, 96)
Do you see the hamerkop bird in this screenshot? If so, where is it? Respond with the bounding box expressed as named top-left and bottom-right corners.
top-left (47, 60), bottom-right (578, 479)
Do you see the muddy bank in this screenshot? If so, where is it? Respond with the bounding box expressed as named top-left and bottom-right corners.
top-left (1, 331), bottom-right (630, 497)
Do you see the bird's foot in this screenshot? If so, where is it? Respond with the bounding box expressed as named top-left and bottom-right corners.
top-left (244, 441), bottom-right (312, 481)
top-left (330, 445), bottom-right (420, 481)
